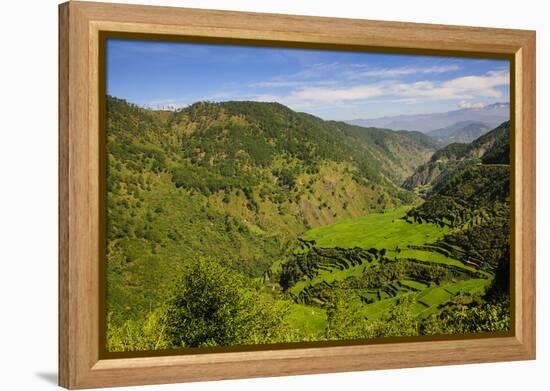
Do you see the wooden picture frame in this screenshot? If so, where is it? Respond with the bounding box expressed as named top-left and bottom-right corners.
top-left (59, 1), bottom-right (536, 389)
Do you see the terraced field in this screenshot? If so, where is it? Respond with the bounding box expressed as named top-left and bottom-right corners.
top-left (361, 278), bottom-right (490, 320)
top-left (302, 207), bottom-right (450, 249)
top-left (278, 207), bottom-right (493, 327)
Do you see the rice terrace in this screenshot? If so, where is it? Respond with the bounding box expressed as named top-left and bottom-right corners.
top-left (104, 39), bottom-right (512, 352)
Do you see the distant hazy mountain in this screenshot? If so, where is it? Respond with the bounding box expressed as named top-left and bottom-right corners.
top-left (428, 121), bottom-right (492, 144)
top-left (347, 102), bottom-right (509, 133)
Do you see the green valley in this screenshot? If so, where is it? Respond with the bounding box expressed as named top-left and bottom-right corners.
top-left (105, 96), bottom-right (511, 352)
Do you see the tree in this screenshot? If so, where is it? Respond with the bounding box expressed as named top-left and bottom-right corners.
top-left (421, 299), bottom-right (510, 335)
top-left (326, 290), bottom-right (418, 340)
top-left (165, 257), bottom-right (290, 348)
top-left (325, 289), bottom-right (366, 340)
top-left (107, 309), bottom-right (170, 352)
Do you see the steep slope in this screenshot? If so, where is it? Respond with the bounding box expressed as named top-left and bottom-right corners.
top-left (402, 121), bottom-right (510, 192)
top-left (105, 97), bottom-right (437, 322)
top-left (405, 123), bottom-right (511, 273)
top-left (327, 122), bottom-right (441, 183)
top-left (167, 102), bottom-right (439, 185)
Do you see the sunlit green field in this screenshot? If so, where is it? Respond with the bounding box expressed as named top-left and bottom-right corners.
top-left (285, 206), bottom-right (490, 328)
top-left (286, 304), bottom-right (327, 338)
top-left (389, 249), bottom-right (480, 273)
top-left (302, 206), bottom-right (450, 249)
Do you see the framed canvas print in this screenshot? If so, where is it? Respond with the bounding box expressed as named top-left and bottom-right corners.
top-left (58, 1), bottom-right (536, 389)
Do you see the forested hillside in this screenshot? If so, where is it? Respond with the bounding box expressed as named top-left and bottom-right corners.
top-left (402, 121), bottom-right (510, 194)
top-left (106, 97), bottom-right (437, 322)
top-left (105, 97), bottom-right (511, 352)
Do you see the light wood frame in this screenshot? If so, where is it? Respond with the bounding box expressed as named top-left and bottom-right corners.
top-left (59, 1), bottom-right (536, 389)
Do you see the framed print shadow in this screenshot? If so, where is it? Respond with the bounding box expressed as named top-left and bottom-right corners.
top-left (59, 1), bottom-right (536, 389)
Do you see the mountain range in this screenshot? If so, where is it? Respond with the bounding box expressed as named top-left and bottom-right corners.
top-left (427, 120), bottom-right (492, 144)
top-left (347, 102), bottom-right (509, 133)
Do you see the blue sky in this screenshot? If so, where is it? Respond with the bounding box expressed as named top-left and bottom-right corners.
top-left (106, 39), bottom-right (510, 120)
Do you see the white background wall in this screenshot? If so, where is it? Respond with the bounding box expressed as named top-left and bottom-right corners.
top-left (0, 0), bottom-right (547, 389)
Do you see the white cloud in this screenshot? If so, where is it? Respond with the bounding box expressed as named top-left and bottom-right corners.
top-left (250, 94), bottom-right (284, 102)
top-left (442, 69), bottom-right (508, 94)
top-left (247, 80), bottom-right (337, 88)
top-left (389, 98), bottom-right (419, 105)
top-left (290, 84), bottom-right (385, 103)
top-left (458, 101), bottom-right (487, 109)
top-left (387, 69), bottom-right (509, 100)
top-left (349, 64), bottom-right (460, 78)
top-left (148, 69), bottom-right (509, 113)
top-left (268, 62), bottom-right (343, 82)
top-left (252, 63), bottom-right (461, 88)
top-left (257, 69), bottom-right (509, 107)
top-left (144, 97), bottom-right (192, 109)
